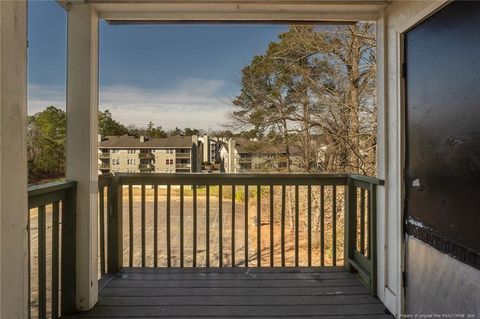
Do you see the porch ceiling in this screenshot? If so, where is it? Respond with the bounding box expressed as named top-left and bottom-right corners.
top-left (57, 0), bottom-right (389, 23)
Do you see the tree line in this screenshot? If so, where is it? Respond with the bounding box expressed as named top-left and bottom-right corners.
top-left (27, 107), bottom-right (204, 182)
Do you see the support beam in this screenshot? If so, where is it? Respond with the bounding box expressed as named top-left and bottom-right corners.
top-left (0, 1), bottom-right (29, 318)
top-left (86, 1), bottom-right (385, 23)
top-left (66, 3), bottom-right (99, 311)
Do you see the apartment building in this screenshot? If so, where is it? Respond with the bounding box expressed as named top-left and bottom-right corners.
top-left (220, 138), bottom-right (302, 173)
top-left (98, 134), bottom-right (200, 174)
top-left (198, 134), bottom-right (224, 164)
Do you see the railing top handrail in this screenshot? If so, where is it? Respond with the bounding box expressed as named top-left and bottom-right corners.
top-left (97, 172), bottom-right (384, 186)
top-left (349, 174), bottom-right (384, 185)
top-left (105, 172), bottom-right (350, 186)
top-left (97, 172), bottom-right (384, 179)
top-left (28, 180), bottom-right (77, 198)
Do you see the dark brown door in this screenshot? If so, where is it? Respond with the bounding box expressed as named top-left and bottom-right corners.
top-left (405, 0), bottom-right (480, 268)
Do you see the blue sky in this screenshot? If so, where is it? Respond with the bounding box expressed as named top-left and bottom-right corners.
top-left (28, 0), bottom-right (287, 130)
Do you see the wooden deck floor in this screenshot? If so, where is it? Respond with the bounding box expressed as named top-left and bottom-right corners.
top-left (64, 267), bottom-right (393, 318)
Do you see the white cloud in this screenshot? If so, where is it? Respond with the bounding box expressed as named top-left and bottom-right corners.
top-left (28, 79), bottom-right (234, 130)
top-left (28, 84), bottom-right (66, 114)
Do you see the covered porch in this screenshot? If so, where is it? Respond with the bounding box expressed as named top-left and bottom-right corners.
top-left (2, 0), bottom-right (479, 319)
top-left (28, 173), bottom-right (384, 318)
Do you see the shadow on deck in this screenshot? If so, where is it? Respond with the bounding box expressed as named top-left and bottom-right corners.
top-left (63, 267), bottom-right (393, 318)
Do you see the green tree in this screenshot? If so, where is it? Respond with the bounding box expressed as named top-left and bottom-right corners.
top-left (99, 110), bottom-right (128, 136)
top-left (28, 106), bottom-right (66, 181)
top-left (167, 127), bottom-right (183, 137)
top-left (229, 24), bottom-right (376, 174)
top-left (147, 121), bottom-right (168, 138)
top-left (183, 128), bottom-right (200, 136)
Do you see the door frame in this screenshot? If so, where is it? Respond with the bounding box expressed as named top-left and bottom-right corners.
top-left (393, 0), bottom-right (452, 315)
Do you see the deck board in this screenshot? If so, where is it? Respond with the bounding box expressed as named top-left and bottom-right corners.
top-left (63, 267), bottom-right (393, 318)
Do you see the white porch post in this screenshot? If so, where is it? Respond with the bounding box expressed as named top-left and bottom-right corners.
top-left (66, 3), bottom-right (99, 311)
top-left (0, 1), bottom-right (29, 318)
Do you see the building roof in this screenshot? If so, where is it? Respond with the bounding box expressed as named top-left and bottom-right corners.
top-left (99, 135), bottom-right (193, 148)
top-left (234, 138), bottom-right (301, 155)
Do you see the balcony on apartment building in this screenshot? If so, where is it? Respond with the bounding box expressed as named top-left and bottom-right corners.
top-left (175, 163), bottom-right (191, 170)
top-left (98, 152), bottom-right (110, 159)
top-left (139, 163), bottom-right (154, 171)
top-left (175, 152), bottom-right (191, 159)
top-left (29, 173), bottom-right (386, 319)
top-left (99, 163), bottom-right (110, 170)
top-left (138, 152), bottom-right (154, 159)
top-left (237, 155), bottom-right (253, 164)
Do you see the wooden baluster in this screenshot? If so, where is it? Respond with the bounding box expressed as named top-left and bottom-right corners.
top-left (167, 184), bottom-right (171, 267)
top-left (320, 185), bottom-right (325, 266)
top-left (206, 185), bottom-right (210, 267)
top-left (180, 185), bottom-right (184, 267)
top-left (219, 185), bottom-right (223, 267)
top-left (257, 185), bottom-right (261, 267)
top-left (307, 185), bottom-right (312, 267)
top-left (281, 185), bottom-right (286, 267)
top-left (141, 184), bottom-right (146, 267)
top-left (52, 202), bottom-right (60, 319)
top-left (38, 205), bottom-right (47, 319)
top-left (231, 185), bottom-right (236, 267)
top-left (193, 185), bottom-right (197, 267)
top-left (99, 187), bottom-right (106, 274)
top-left (269, 185), bottom-right (274, 267)
top-left (295, 185), bottom-right (299, 267)
top-left (128, 185), bottom-right (133, 267)
top-left (154, 185), bottom-right (158, 267)
top-left (244, 185), bottom-right (248, 267)
top-left (360, 188), bottom-right (366, 255)
top-left (332, 185), bottom-right (337, 266)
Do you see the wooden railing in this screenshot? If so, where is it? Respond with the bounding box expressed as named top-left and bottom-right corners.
top-left (346, 174), bottom-right (382, 295)
top-left (98, 173), bottom-right (382, 294)
top-left (28, 181), bottom-right (76, 319)
top-left (175, 152), bottom-right (191, 158)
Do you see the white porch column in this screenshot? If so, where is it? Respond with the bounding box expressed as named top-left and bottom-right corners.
top-left (66, 3), bottom-right (99, 311)
top-left (0, 1), bottom-right (29, 318)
